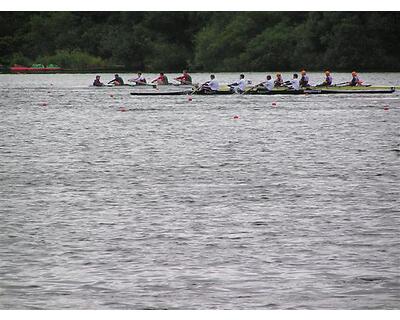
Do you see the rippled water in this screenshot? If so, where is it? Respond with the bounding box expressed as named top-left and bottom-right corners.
top-left (0, 73), bottom-right (399, 309)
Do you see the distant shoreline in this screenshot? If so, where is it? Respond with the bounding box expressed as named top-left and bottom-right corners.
top-left (1, 69), bottom-right (400, 74)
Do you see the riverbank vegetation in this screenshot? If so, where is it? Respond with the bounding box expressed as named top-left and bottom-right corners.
top-left (1, 12), bottom-right (399, 71)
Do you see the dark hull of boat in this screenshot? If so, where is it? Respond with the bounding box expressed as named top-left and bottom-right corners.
top-left (129, 87), bottom-right (395, 96)
top-left (319, 88), bottom-right (395, 94)
top-left (130, 91), bottom-right (191, 96)
top-left (245, 88), bottom-right (395, 95)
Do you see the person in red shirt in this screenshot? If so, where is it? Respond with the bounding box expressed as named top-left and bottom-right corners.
top-left (174, 70), bottom-right (192, 85)
top-left (151, 72), bottom-right (169, 85)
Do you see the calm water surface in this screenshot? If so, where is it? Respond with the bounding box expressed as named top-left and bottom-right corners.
top-left (0, 73), bottom-right (399, 309)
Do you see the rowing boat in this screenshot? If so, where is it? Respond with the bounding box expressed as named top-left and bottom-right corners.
top-left (130, 91), bottom-right (191, 96)
top-left (244, 86), bottom-right (396, 95)
top-left (10, 64), bottom-right (62, 73)
top-left (90, 83), bottom-right (137, 88)
top-left (130, 86), bottom-right (395, 96)
top-left (309, 85), bottom-right (396, 92)
top-left (207, 85), bottom-right (396, 95)
top-left (131, 83), bottom-right (196, 90)
top-left (94, 83), bottom-right (157, 88)
top-left (104, 83), bottom-right (195, 89)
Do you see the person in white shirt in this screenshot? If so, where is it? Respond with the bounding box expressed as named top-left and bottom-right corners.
top-left (290, 73), bottom-right (300, 90)
top-left (251, 75), bottom-right (274, 92)
top-left (200, 74), bottom-right (219, 93)
top-left (128, 72), bottom-right (147, 85)
top-left (262, 75), bottom-right (274, 91)
top-left (229, 74), bottom-right (246, 93)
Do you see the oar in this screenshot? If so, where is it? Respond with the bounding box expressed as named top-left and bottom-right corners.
top-left (190, 83), bottom-right (203, 94)
top-left (227, 84), bottom-right (240, 94)
top-left (333, 81), bottom-right (349, 87)
top-left (244, 82), bottom-right (263, 94)
top-left (140, 82), bottom-right (157, 88)
top-left (129, 78), bottom-right (157, 88)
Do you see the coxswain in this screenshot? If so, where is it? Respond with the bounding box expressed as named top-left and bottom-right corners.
top-left (228, 74), bottom-right (246, 93)
top-left (175, 70), bottom-right (192, 85)
top-left (151, 72), bottom-right (169, 85)
top-left (349, 71), bottom-right (363, 86)
top-left (128, 72), bottom-right (147, 85)
top-left (200, 74), bottom-right (219, 93)
top-left (93, 75), bottom-right (104, 87)
top-left (108, 74), bottom-right (124, 86)
top-left (299, 69), bottom-right (310, 87)
top-left (274, 73), bottom-right (284, 87)
top-left (289, 74), bottom-right (300, 90)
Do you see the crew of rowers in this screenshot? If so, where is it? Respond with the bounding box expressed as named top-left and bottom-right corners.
top-left (93, 70), bottom-right (192, 86)
top-left (250, 70), bottom-right (363, 92)
top-left (92, 70), bottom-right (365, 92)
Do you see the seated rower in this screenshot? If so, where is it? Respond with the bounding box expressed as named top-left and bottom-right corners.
top-left (200, 74), bottom-right (219, 93)
top-left (289, 74), bottom-right (300, 90)
top-left (93, 75), bottom-right (104, 87)
top-left (299, 69), bottom-right (310, 87)
top-left (228, 74), bottom-right (246, 93)
top-left (108, 74), bottom-right (124, 86)
top-left (128, 72), bottom-right (147, 85)
top-left (274, 73), bottom-right (284, 87)
top-left (320, 70), bottom-right (333, 86)
top-left (349, 71), bottom-right (363, 86)
top-left (262, 75), bottom-right (274, 91)
top-left (151, 72), bottom-right (169, 85)
top-left (175, 70), bottom-right (192, 85)
top-left (254, 75), bottom-right (274, 92)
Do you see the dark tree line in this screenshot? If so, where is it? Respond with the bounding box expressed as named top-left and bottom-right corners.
top-left (1, 12), bottom-right (399, 71)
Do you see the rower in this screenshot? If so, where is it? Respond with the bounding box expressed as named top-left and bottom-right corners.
top-left (321, 70), bottom-right (333, 86)
top-left (129, 72), bottom-right (147, 85)
top-left (317, 71), bottom-right (333, 86)
top-left (299, 70), bottom-right (310, 87)
top-left (263, 75), bottom-right (274, 91)
top-left (289, 74), bottom-right (300, 90)
top-left (228, 74), bottom-right (246, 93)
top-left (108, 74), bottom-right (124, 86)
top-left (274, 73), bottom-right (284, 87)
top-left (93, 75), bottom-right (104, 87)
top-left (253, 75), bottom-right (274, 92)
top-left (151, 72), bottom-right (169, 85)
top-left (349, 71), bottom-right (363, 86)
top-left (200, 74), bottom-right (219, 93)
top-left (175, 70), bottom-right (192, 85)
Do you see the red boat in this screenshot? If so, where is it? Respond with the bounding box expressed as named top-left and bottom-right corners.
top-left (10, 64), bottom-right (62, 73)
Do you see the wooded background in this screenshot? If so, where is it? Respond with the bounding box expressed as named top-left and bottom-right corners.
top-left (1, 12), bottom-right (399, 71)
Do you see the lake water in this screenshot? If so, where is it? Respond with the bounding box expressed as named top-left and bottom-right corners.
top-left (0, 73), bottom-right (399, 309)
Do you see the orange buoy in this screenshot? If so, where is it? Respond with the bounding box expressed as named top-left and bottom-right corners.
top-left (272, 102), bottom-right (277, 106)
top-left (384, 106), bottom-right (389, 111)
top-left (233, 115), bottom-right (239, 119)
top-left (188, 96), bottom-right (193, 101)
top-left (119, 107), bottom-right (127, 112)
